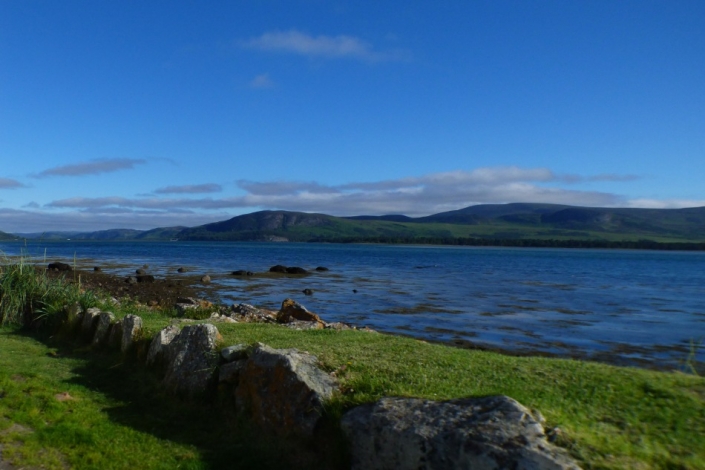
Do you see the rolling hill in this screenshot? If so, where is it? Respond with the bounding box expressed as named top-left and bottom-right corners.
top-left (175, 204), bottom-right (705, 243)
top-left (6, 204), bottom-right (705, 246)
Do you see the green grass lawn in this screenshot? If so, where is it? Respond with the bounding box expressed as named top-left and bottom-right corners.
top-left (3, 319), bottom-right (703, 469)
top-left (0, 326), bottom-right (304, 470)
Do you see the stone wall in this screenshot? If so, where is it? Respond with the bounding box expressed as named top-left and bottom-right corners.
top-left (64, 303), bottom-right (582, 469)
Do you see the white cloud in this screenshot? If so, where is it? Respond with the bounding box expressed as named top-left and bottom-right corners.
top-left (249, 73), bottom-right (274, 89)
top-left (43, 167), bottom-right (628, 218)
top-left (32, 158), bottom-right (146, 178)
top-left (0, 207), bottom-right (228, 233)
top-left (240, 30), bottom-right (408, 62)
top-left (624, 198), bottom-right (705, 209)
top-left (4, 166), bottom-right (694, 233)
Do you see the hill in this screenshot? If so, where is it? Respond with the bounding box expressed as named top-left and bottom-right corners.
top-left (0, 230), bottom-right (18, 241)
top-left (7, 204), bottom-right (705, 246)
top-left (174, 204), bottom-right (705, 244)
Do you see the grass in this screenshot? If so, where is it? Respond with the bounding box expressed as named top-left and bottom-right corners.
top-left (0, 255), bottom-right (98, 328)
top-left (0, 327), bottom-right (304, 470)
top-left (1, 258), bottom-right (705, 469)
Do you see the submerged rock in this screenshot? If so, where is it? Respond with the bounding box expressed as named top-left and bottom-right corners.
top-left (285, 266), bottom-right (308, 274)
top-left (341, 395), bottom-right (582, 470)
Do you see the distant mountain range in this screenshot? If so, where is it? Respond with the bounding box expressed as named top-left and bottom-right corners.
top-left (6, 203), bottom-right (705, 245)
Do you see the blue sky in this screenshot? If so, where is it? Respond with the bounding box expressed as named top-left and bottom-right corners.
top-left (1, 0), bottom-right (704, 232)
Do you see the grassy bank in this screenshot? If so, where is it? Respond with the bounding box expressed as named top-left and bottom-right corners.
top-left (1, 260), bottom-right (705, 469)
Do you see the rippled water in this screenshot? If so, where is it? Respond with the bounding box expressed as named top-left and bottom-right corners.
top-left (2, 240), bottom-right (704, 369)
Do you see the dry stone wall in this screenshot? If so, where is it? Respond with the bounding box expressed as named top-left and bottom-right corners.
top-left (60, 302), bottom-right (582, 470)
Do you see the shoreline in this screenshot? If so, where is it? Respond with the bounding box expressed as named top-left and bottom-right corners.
top-left (42, 261), bottom-right (699, 374)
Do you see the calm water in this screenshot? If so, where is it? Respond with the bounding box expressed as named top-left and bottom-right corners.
top-left (2, 240), bottom-right (704, 369)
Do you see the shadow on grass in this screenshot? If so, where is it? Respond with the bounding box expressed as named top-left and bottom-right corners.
top-left (34, 331), bottom-right (346, 470)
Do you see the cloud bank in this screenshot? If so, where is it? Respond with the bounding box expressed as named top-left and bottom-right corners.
top-left (3, 166), bottom-right (703, 233)
top-left (33, 158), bottom-right (146, 178)
top-left (43, 167), bottom-right (637, 217)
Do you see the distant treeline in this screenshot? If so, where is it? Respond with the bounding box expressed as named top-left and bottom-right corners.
top-left (180, 231), bottom-right (705, 250)
top-left (306, 236), bottom-right (705, 251)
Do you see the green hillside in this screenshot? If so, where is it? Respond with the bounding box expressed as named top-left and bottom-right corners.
top-left (175, 205), bottom-right (705, 245)
top-left (8, 204), bottom-right (705, 247)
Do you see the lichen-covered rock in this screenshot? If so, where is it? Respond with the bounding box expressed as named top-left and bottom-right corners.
top-left (284, 320), bottom-right (325, 330)
top-left (146, 324), bottom-right (180, 367)
top-left (230, 303), bottom-right (276, 323)
top-left (121, 315), bottom-right (142, 353)
top-left (81, 307), bottom-right (101, 336)
top-left (341, 395), bottom-right (582, 470)
top-left (92, 311), bottom-right (115, 346)
top-left (235, 344), bottom-right (338, 437)
top-left (276, 298), bottom-right (323, 325)
top-left (163, 323), bottom-right (222, 397)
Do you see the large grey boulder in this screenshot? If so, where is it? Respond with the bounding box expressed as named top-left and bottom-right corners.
top-left (121, 315), bottom-right (143, 353)
top-left (234, 344), bottom-right (338, 437)
top-left (146, 324), bottom-right (180, 367)
top-left (163, 323), bottom-right (222, 397)
top-left (341, 395), bottom-right (582, 470)
top-left (92, 311), bottom-right (115, 346)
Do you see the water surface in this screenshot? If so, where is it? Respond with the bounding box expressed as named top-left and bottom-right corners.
top-left (2, 241), bottom-right (703, 369)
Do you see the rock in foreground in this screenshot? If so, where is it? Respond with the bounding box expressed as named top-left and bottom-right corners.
top-left (235, 344), bottom-right (338, 437)
top-left (163, 323), bottom-right (222, 397)
top-left (341, 395), bottom-right (581, 470)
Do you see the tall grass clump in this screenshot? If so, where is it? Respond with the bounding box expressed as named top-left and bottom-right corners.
top-left (0, 255), bottom-right (95, 328)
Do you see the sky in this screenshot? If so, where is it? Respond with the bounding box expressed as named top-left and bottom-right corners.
top-left (1, 0), bottom-right (704, 233)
